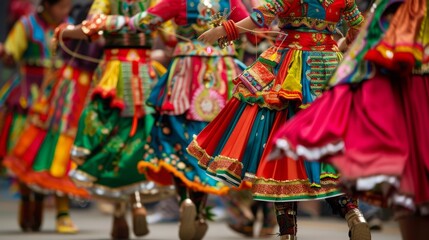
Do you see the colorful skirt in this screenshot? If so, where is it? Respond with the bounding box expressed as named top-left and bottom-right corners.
top-left (270, 0), bottom-right (429, 211)
top-left (271, 72), bottom-right (429, 212)
top-left (69, 48), bottom-right (174, 200)
top-left (139, 47), bottom-right (245, 195)
top-left (187, 31), bottom-right (344, 201)
top-left (0, 66), bottom-right (45, 160)
top-left (3, 65), bottom-right (93, 198)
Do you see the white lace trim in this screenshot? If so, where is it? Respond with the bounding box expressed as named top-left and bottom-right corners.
top-left (356, 175), bottom-right (400, 191)
top-left (274, 138), bottom-right (344, 161)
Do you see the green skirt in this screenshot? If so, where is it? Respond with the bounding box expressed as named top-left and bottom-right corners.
top-left (70, 96), bottom-right (161, 199)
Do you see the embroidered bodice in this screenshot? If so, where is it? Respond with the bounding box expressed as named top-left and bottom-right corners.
top-left (139, 0), bottom-right (248, 39)
top-left (251, 0), bottom-right (363, 34)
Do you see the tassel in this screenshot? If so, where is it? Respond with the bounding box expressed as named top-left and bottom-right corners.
top-left (161, 101), bottom-right (175, 111)
top-left (129, 114), bottom-right (138, 137)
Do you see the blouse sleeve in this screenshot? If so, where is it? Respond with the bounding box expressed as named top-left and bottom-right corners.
top-left (249, 0), bottom-right (291, 28)
top-left (4, 18), bottom-right (28, 62)
top-left (342, 0), bottom-right (364, 44)
top-left (229, 0), bottom-right (250, 22)
top-left (129, 0), bottom-right (182, 32)
top-left (342, 0), bottom-right (364, 28)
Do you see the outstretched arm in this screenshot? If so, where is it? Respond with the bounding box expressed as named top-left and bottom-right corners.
top-left (198, 0), bottom-right (290, 45)
top-left (198, 17), bottom-right (257, 45)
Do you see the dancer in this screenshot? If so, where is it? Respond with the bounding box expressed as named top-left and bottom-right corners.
top-left (268, 0), bottom-right (429, 239)
top-left (188, 0), bottom-right (371, 239)
top-left (0, 0), bottom-right (72, 232)
top-left (3, 1), bottom-right (104, 234)
top-left (53, 0), bottom-right (177, 239)
top-left (126, 0), bottom-right (251, 239)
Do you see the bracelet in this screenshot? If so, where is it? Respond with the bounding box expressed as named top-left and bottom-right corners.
top-left (222, 20), bottom-right (238, 41)
top-left (218, 20), bottom-right (239, 48)
top-left (81, 14), bottom-right (107, 42)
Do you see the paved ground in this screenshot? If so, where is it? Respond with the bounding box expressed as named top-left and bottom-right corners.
top-left (0, 199), bottom-right (402, 240)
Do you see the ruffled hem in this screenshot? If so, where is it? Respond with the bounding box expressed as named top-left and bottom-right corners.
top-left (138, 160), bottom-right (244, 196)
top-left (342, 174), bottom-right (429, 215)
top-left (69, 169), bottom-right (175, 201)
top-left (273, 138), bottom-right (345, 161)
top-left (4, 156), bottom-right (89, 198)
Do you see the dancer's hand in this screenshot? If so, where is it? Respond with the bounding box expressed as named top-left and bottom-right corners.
top-left (198, 26), bottom-right (226, 45)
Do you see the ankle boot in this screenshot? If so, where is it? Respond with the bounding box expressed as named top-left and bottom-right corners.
top-left (179, 198), bottom-right (197, 240)
top-left (346, 208), bottom-right (371, 240)
top-left (111, 202), bottom-right (129, 240)
top-left (275, 202), bottom-right (297, 238)
top-left (326, 196), bottom-right (371, 240)
top-left (130, 192), bottom-right (149, 237)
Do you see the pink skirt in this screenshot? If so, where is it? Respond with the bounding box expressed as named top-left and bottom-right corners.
top-left (271, 73), bottom-right (429, 212)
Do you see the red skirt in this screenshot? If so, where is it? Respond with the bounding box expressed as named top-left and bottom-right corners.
top-left (272, 73), bottom-right (429, 211)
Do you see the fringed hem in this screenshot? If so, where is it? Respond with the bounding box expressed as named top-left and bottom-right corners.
top-left (69, 169), bottom-right (174, 201)
top-left (251, 176), bottom-right (342, 202)
top-left (3, 156), bottom-right (29, 181)
top-left (138, 160), bottom-right (232, 196)
top-left (274, 138), bottom-right (345, 161)
top-left (26, 171), bottom-right (90, 198)
top-left (3, 156), bottom-right (89, 198)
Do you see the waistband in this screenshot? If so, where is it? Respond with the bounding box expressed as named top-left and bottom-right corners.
top-left (104, 48), bottom-right (151, 63)
top-left (275, 30), bottom-right (339, 51)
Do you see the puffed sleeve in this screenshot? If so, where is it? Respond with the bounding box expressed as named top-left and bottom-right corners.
top-left (229, 0), bottom-right (250, 22)
top-left (4, 18), bottom-right (28, 62)
top-left (250, 0), bottom-right (292, 28)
